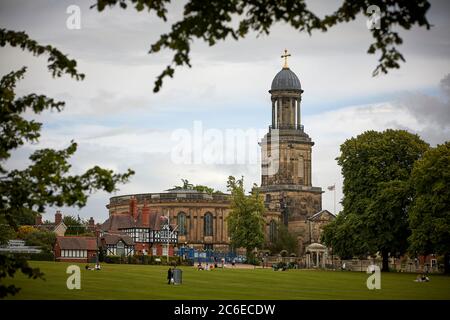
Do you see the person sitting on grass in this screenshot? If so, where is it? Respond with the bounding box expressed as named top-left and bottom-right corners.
top-left (415, 274), bottom-right (430, 282)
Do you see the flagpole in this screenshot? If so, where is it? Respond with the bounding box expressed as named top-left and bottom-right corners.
top-left (333, 184), bottom-right (336, 215)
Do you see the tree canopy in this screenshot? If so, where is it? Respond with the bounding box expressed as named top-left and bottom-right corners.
top-left (93, 0), bottom-right (431, 92)
top-left (169, 179), bottom-right (222, 194)
top-left (63, 215), bottom-right (87, 235)
top-left (322, 129), bottom-right (429, 271)
top-left (265, 222), bottom-right (298, 256)
top-left (408, 141), bottom-right (450, 273)
top-left (0, 29), bottom-right (134, 297)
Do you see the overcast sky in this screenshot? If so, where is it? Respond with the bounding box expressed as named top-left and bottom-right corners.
top-left (1, 0), bottom-right (449, 223)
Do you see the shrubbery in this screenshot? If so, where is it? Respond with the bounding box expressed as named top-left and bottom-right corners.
top-left (103, 255), bottom-right (187, 265)
top-left (5, 251), bottom-right (55, 261)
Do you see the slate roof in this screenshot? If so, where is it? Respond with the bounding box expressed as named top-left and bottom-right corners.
top-left (100, 214), bottom-right (135, 231)
top-left (100, 210), bottom-right (167, 231)
top-left (35, 221), bottom-right (66, 232)
top-left (56, 236), bottom-right (98, 250)
top-left (101, 233), bottom-right (134, 246)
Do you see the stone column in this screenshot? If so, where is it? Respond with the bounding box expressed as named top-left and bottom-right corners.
top-left (290, 98), bottom-right (295, 127)
top-left (214, 208), bottom-right (218, 243)
top-left (220, 208), bottom-right (224, 243)
top-left (316, 251), bottom-right (319, 267)
top-left (197, 209), bottom-right (202, 241)
top-left (272, 101), bottom-right (275, 128)
top-left (278, 98), bottom-right (282, 127)
top-left (224, 210), bottom-right (229, 244)
top-left (193, 208), bottom-right (198, 242)
top-left (186, 208), bottom-right (191, 242)
top-left (274, 100), bottom-right (278, 129)
top-left (296, 99), bottom-right (301, 128)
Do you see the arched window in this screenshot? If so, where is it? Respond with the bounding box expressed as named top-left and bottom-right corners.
top-left (177, 212), bottom-right (186, 236)
top-left (204, 213), bottom-right (213, 237)
top-left (269, 220), bottom-right (277, 243)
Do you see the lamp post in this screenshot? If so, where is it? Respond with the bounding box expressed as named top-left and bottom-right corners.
top-left (163, 222), bottom-right (178, 264)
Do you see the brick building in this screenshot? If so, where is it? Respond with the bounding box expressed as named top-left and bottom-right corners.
top-left (54, 236), bottom-right (98, 263)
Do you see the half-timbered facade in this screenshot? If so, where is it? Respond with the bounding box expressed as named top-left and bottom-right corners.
top-left (100, 233), bottom-right (135, 256)
top-left (100, 198), bottom-right (180, 256)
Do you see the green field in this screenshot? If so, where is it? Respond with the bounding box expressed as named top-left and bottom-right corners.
top-left (4, 261), bottom-right (450, 300)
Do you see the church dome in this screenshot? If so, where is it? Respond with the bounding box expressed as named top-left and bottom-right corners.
top-left (271, 68), bottom-right (302, 91)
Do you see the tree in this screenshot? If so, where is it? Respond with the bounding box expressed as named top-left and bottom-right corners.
top-left (0, 29), bottom-right (135, 298)
top-left (322, 213), bottom-right (360, 260)
top-left (408, 142), bottom-right (450, 274)
top-left (23, 230), bottom-right (56, 253)
top-left (63, 215), bottom-right (87, 235)
top-left (170, 179), bottom-right (221, 194)
top-left (93, 0), bottom-right (431, 92)
top-left (0, 217), bottom-right (16, 246)
top-left (364, 180), bottom-right (412, 270)
top-left (226, 176), bottom-right (265, 261)
top-left (16, 226), bottom-right (38, 240)
top-left (323, 129), bottom-right (429, 271)
top-left (266, 222), bottom-right (298, 256)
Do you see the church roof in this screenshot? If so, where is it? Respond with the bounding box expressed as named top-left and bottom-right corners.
top-left (271, 67), bottom-right (302, 91)
top-left (308, 210), bottom-right (336, 221)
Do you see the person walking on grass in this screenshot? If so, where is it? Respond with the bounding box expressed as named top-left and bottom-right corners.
top-left (167, 267), bottom-right (173, 285)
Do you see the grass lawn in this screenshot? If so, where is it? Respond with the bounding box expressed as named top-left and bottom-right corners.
top-left (4, 261), bottom-right (450, 300)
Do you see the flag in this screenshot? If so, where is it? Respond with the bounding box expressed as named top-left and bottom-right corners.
top-left (327, 185), bottom-right (335, 191)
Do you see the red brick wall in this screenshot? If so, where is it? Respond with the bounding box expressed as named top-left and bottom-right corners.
top-left (152, 244), bottom-right (175, 256)
top-left (57, 257), bottom-right (89, 263)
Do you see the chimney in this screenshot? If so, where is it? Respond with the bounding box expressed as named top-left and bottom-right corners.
top-left (88, 217), bottom-right (95, 231)
top-left (35, 214), bottom-right (43, 225)
top-left (142, 200), bottom-right (150, 227)
top-left (55, 211), bottom-right (62, 225)
top-left (94, 228), bottom-right (101, 238)
top-left (129, 196), bottom-right (138, 221)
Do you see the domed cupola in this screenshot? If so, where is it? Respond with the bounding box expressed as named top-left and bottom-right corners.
top-left (271, 68), bottom-right (302, 92)
top-left (270, 49), bottom-right (303, 93)
top-left (267, 49), bottom-right (304, 133)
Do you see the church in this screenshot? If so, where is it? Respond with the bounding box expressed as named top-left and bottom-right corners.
top-left (101, 51), bottom-right (335, 262)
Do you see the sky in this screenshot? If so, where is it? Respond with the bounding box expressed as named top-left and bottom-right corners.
top-left (1, 0), bottom-right (449, 224)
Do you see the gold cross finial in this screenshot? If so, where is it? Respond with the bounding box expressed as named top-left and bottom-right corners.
top-left (281, 49), bottom-right (291, 69)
